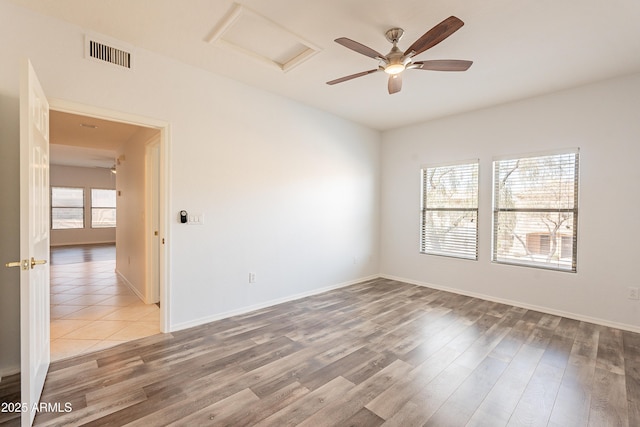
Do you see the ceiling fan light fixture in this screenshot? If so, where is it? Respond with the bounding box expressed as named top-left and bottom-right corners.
top-left (384, 63), bottom-right (405, 75)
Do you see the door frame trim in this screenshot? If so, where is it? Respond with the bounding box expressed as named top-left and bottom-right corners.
top-left (48, 98), bottom-right (171, 332)
top-left (145, 135), bottom-right (161, 304)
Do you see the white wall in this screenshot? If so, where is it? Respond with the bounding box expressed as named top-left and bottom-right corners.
top-left (115, 128), bottom-right (159, 302)
top-left (380, 72), bottom-right (640, 330)
top-left (49, 165), bottom-right (116, 246)
top-left (0, 2), bottom-right (380, 372)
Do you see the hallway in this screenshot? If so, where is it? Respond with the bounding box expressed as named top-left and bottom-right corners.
top-left (49, 244), bottom-right (160, 361)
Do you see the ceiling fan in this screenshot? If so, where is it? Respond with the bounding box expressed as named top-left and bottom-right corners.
top-left (326, 16), bottom-right (472, 94)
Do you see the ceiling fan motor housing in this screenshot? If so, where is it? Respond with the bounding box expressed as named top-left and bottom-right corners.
top-left (385, 28), bottom-right (404, 44)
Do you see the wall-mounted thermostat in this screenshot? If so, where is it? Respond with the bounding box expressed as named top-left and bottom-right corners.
top-left (179, 210), bottom-right (204, 225)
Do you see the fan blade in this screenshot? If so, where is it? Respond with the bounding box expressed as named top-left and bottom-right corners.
top-left (326, 69), bottom-right (380, 85)
top-left (388, 74), bottom-right (402, 94)
top-left (404, 16), bottom-right (464, 58)
top-left (335, 37), bottom-right (385, 59)
top-left (413, 60), bottom-right (473, 71)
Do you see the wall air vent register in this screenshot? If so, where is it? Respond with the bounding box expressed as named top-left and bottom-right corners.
top-left (84, 35), bottom-right (134, 70)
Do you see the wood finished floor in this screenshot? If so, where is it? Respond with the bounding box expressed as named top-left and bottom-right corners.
top-left (4, 278), bottom-right (639, 426)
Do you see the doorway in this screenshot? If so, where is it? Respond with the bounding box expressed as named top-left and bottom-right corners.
top-left (47, 101), bottom-right (169, 360)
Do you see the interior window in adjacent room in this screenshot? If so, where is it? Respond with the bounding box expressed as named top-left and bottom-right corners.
top-left (91, 188), bottom-right (116, 228)
top-left (51, 186), bottom-right (84, 229)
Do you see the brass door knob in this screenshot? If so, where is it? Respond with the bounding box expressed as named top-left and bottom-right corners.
top-left (5, 259), bottom-right (29, 270)
top-left (30, 257), bottom-right (47, 269)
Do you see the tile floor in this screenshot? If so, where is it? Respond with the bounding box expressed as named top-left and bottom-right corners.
top-left (50, 244), bottom-right (160, 361)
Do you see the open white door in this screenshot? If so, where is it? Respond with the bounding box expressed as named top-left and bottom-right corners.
top-left (19, 59), bottom-right (50, 427)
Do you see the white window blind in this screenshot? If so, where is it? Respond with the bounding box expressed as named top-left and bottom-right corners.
top-left (51, 187), bottom-right (84, 229)
top-left (91, 188), bottom-right (117, 228)
top-left (492, 149), bottom-right (579, 272)
top-left (421, 161), bottom-right (479, 260)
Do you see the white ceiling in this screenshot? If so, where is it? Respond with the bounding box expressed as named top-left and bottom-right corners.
top-left (11, 0), bottom-right (640, 131)
top-left (50, 110), bottom-right (143, 168)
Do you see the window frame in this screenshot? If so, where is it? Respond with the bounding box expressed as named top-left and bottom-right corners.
top-left (491, 148), bottom-right (579, 272)
top-left (90, 188), bottom-right (117, 229)
top-left (420, 159), bottom-right (479, 260)
top-left (51, 186), bottom-right (85, 230)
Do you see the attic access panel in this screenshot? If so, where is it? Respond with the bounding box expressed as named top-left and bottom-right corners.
top-left (207, 4), bottom-right (320, 72)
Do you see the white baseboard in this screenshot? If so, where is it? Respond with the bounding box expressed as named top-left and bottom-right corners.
top-left (170, 274), bottom-right (380, 332)
top-left (115, 269), bottom-right (146, 303)
top-left (381, 274), bottom-right (640, 334)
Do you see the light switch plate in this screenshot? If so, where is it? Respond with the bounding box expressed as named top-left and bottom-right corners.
top-left (187, 213), bottom-right (204, 225)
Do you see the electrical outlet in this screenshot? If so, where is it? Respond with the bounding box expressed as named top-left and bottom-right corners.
top-left (628, 287), bottom-right (639, 300)
top-left (248, 272), bottom-right (256, 284)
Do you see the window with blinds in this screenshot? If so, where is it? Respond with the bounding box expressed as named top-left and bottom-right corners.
top-left (492, 149), bottom-right (579, 272)
top-left (51, 187), bottom-right (84, 229)
top-left (420, 160), bottom-right (479, 260)
top-left (91, 188), bottom-right (117, 228)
